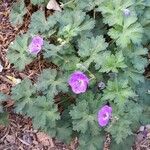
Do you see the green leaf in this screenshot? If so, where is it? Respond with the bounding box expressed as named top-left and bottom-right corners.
top-left (107, 117), bottom-right (132, 144)
top-left (30, 96), bottom-right (60, 130)
top-left (0, 105), bottom-right (3, 113)
top-left (57, 10), bottom-right (95, 41)
top-left (122, 67), bottom-right (145, 85)
top-left (111, 135), bottom-right (134, 150)
top-left (0, 112), bottom-right (9, 126)
top-left (31, 0), bottom-right (44, 5)
top-left (55, 110), bottom-right (72, 144)
top-left (102, 79), bottom-right (136, 108)
top-left (55, 124), bottom-right (72, 144)
top-left (0, 93), bottom-right (8, 101)
top-left (9, 0), bottom-right (27, 26)
top-left (140, 105), bottom-right (150, 124)
top-left (7, 34), bottom-right (34, 71)
top-left (99, 51), bottom-right (127, 73)
top-left (108, 19), bottom-right (143, 48)
top-left (97, 0), bottom-right (134, 26)
top-left (70, 92), bottom-right (101, 135)
top-left (136, 78), bottom-right (150, 105)
top-left (140, 7), bottom-right (150, 44)
top-left (69, 0), bottom-right (102, 11)
top-left (36, 69), bottom-right (68, 98)
top-left (11, 78), bottom-right (36, 114)
top-left (78, 35), bottom-right (108, 69)
top-left (53, 55), bottom-right (80, 71)
top-left (78, 131), bottom-right (104, 150)
top-left (107, 101), bottom-right (142, 144)
top-left (29, 10), bottom-right (57, 35)
top-left (131, 56), bottom-right (148, 72)
top-left (43, 42), bottom-right (63, 59)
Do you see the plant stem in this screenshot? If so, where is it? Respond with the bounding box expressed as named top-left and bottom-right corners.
top-left (60, 0), bottom-right (75, 7)
top-left (78, 63), bottom-right (96, 80)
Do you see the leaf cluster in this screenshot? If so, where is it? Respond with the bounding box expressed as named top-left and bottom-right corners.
top-left (7, 0), bottom-right (150, 149)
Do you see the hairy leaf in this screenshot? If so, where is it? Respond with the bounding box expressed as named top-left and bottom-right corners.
top-left (97, 0), bottom-right (134, 26)
top-left (102, 79), bottom-right (136, 108)
top-left (7, 34), bottom-right (33, 71)
top-left (30, 96), bottom-right (60, 130)
top-left (31, 0), bottom-right (45, 5)
top-left (78, 131), bottom-right (104, 150)
top-left (29, 10), bottom-right (57, 35)
top-left (0, 112), bottom-right (9, 126)
top-left (70, 92), bottom-right (101, 135)
top-left (136, 78), bottom-right (150, 105)
top-left (108, 18), bottom-right (143, 48)
top-left (78, 35), bottom-right (108, 69)
top-left (111, 135), bottom-right (134, 150)
top-left (36, 69), bottom-right (68, 98)
top-left (99, 51), bottom-right (127, 73)
top-left (11, 78), bottom-right (36, 114)
top-left (57, 10), bottom-right (95, 41)
top-left (9, 0), bottom-right (27, 26)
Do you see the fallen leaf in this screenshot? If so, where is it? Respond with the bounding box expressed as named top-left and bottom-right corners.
top-left (6, 75), bottom-right (21, 85)
top-left (47, 0), bottom-right (62, 12)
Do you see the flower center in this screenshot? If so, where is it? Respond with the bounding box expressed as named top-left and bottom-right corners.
top-left (103, 112), bottom-right (109, 120)
top-left (78, 80), bottom-right (83, 85)
top-left (36, 44), bottom-right (40, 48)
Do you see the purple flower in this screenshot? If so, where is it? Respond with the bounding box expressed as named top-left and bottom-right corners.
top-left (97, 105), bottom-right (112, 127)
top-left (28, 36), bottom-right (43, 55)
top-left (123, 9), bottom-right (131, 16)
top-left (68, 71), bottom-right (89, 94)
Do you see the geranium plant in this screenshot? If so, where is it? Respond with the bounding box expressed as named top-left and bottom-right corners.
top-left (0, 0), bottom-right (150, 149)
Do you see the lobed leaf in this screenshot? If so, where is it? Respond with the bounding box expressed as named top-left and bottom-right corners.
top-left (70, 92), bottom-right (101, 135)
top-left (36, 69), bottom-right (68, 98)
top-left (9, 0), bottom-right (27, 26)
top-left (7, 34), bottom-right (34, 71)
top-left (78, 35), bottom-right (108, 69)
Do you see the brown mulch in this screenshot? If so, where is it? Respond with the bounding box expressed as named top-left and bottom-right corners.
top-left (0, 111), bottom-right (72, 150)
top-left (0, 1), bottom-right (150, 150)
top-left (135, 126), bottom-right (150, 150)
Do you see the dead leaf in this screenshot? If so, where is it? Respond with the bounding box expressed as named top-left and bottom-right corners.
top-left (6, 75), bottom-right (21, 85)
top-left (0, 83), bottom-right (9, 94)
top-left (47, 0), bottom-right (62, 12)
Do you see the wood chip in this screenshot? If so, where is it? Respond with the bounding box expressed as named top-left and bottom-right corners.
top-left (6, 135), bottom-right (15, 144)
